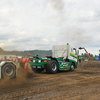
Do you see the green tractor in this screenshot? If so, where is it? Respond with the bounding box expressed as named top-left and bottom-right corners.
top-left (29, 43), bottom-right (79, 74)
top-left (0, 60), bottom-right (17, 79)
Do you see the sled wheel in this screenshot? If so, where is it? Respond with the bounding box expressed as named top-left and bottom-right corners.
top-left (2, 63), bottom-right (16, 78)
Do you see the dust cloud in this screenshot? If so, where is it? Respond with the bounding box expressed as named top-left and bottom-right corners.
top-left (49, 0), bottom-right (64, 12)
top-left (44, 0), bottom-right (65, 20)
top-left (0, 67), bottom-right (35, 89)
top-left (44, 0), bottom-right (92, 47)
top-left (60, 26), bottom-right (92, 47)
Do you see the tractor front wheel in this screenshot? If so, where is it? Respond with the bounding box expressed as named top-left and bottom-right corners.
top-left (70, 63), bottom-right (75, 71)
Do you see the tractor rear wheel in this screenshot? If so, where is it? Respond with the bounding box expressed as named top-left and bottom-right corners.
top-left (46, 60), bottom-right (58, 74)
top-left (2, 63), bottom-right (16, 78)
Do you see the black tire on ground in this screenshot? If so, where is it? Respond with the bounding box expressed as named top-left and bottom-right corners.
top-left (46, 60), bottom-right (58, 74)
top-left (2, 63), bottom-right (16, 78)
top-left (70, 63), bottom-right (75, 71)
top-left (31, 67), bottom-right (42, 73)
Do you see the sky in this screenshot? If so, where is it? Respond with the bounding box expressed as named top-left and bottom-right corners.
top-left (0, 0), bottom-right (100, 55)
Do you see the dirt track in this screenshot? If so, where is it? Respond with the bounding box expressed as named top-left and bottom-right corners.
top-left (0, 61), bottom-right (100, 100)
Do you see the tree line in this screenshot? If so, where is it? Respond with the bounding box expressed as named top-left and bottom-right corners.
top-left (0, 48), bottom-right (52, 57)
top-left (79, 53), bottom-right (98, 61)
top-left (0, 47), bottom-right (99, 60)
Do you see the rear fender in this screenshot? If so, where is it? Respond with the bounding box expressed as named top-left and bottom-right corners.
top-left (0, 61), bottom-right (17, 79)
top-left (48, 58), bottom-right (59, 67)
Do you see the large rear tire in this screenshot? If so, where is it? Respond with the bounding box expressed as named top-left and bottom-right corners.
top-left (46, 60), bottom-right (58, 74)
top-left (2, 63), bottom-right (16, 78)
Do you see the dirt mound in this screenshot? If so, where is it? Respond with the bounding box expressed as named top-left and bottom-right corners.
top-left (78, 61), bottom-right (100, 68)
